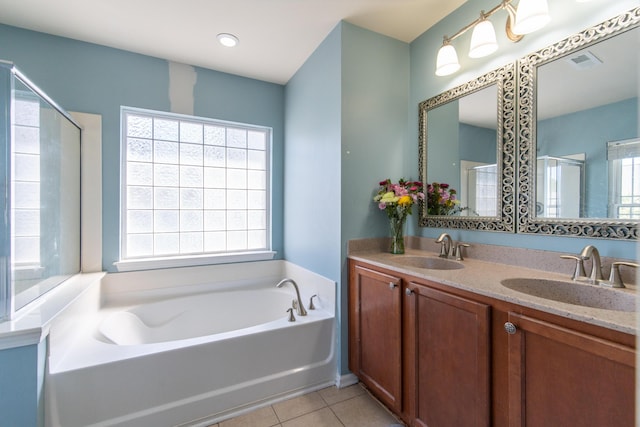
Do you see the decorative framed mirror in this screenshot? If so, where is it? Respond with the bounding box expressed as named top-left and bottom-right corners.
top-left (418, 62), bottom-right (516, 231)
top-left (517, 7), bottom-right (639, 239)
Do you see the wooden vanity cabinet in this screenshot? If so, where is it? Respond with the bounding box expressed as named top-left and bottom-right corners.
top-left (505, 311), bottom-right (635, 427)
top-left (348, 263), bottom-right (403, 413)
top-left (348, 259), bottom-right (636, 427)
top-left (404, 280), bottom-right (491, 427)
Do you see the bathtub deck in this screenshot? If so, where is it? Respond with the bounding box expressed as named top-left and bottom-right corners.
top-left (205, 383), bottom-right (404, 427)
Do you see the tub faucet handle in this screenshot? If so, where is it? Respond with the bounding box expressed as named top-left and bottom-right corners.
top-left (286, 308), bottom-right (296, 322)
top-left (309, 294), bottom-right (318, 310)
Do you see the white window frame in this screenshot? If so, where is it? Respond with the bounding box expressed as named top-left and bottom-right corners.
top-left (115, 107), bottom-right (274, 272)
top-left (608, 138), bottom-right (640, 219)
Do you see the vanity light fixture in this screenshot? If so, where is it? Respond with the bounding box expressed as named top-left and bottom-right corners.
top-left (217, 33), bottom-right (239, 48)
top-left (435, 0), bottom-right (550, 76)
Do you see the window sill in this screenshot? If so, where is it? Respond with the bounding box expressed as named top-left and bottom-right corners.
top-left (114, 251), bottom-right (277, 272)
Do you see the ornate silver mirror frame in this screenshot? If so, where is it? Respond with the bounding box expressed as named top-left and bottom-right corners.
top-left (517, 7), bottom-right (640, 239)
top-left (418, 62), bottom-right (516, 231)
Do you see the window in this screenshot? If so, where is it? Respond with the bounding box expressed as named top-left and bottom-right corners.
top-left (608, 138), bottom-right (640, 219)
top-left (119, 107), bottom-right (271, 267)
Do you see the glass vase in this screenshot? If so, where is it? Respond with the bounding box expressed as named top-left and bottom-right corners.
top-left (389, 216), bottom-right (407, 254)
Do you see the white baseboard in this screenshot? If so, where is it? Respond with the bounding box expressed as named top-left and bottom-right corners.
top-left (335, 372), bottom-right (359, 389)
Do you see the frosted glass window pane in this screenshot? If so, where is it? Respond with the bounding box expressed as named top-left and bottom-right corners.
top-left (180, 188), bottom-right (203, 209)
top-left (128, 186), bottom-right (153, 209)
top-left (128, 162), bottom-right (153, 186)
top-left (154, 118), bottom-right (179, 141)
top-left (248, 150), bottom-right (266, 170)
top-left (127, 115), bottom-right (153, 138)
top-left (14, 126), bottom-right (40, 154)
top-left (180, 165), bottom-right (203, 187)
top-left (204, 146), bottom-right (225, 167)
top-left (127, 234), bottom-right (153, 257)
top-left (154, 141), bottom-right (179, 164)
top-left (154, 210), bottom-right (179, 232)
top-left (14, 237), bottom-right (40, 263)
top-left (227, 148), bottom-right (246, 168)
top-left (154, 164), bottom-right (179, 186)
top-left (228, 190), bottom-right (246, 209)
top-left (14, 210), bottom-right (40, 236)
top-left (180, 211), bottom-right (203, 231)
top-left (248, 211), bottom-right (266, 229)
top-left (227, 211), bottom-right (247, 230)
top-left (248, 130), bottom-right (266, 150)
top-left (14, 153), bottom-right (40, 181)
top-left (227, 169), bottom-right (246, 189)
top-left (204, 167), bottom-right (225, 188)
top-left (127, 138), bottom-right (152, 162)
top-left (127, 210), bottom-right (153, 233)
top-left (248, 190), bottom-right (266, 209)
top-left (204, 125), bottom-right (225, 146)
top-left (204, 210), bottom-right (226, 231)
top-left (14, 182), bottom-right (40, 209)
top-left (180, 122), bottom-right (203, 143)
top-left (122, 108), bottom-right (270, 260)
top-left (180, 143), bottom-right (203, 165)
top-left (205, 189), bottom-right (226, 209)
top-left (180, 232), bottom-right (203, 253)
top-left (227, 128), bottom-right (246, 148)
top-left (204, 231), bottom-right (226, 252)
top-left (248, 170), bottom-right (266, 190)
top-left (154, 233), bottom-right (179, 255)
top-left (248, 230), bottom-right (266, 249)
top-left (227, 231), bottom-right (247, 251)
top-left (14, 100), bottom-right (39, 126)
top-left (154, 187), bottom-right (179, 209)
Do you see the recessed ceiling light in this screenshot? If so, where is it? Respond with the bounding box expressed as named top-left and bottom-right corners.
top-left (217, 33), bottom-right (239, 48)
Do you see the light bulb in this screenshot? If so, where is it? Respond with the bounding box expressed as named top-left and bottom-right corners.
top-left (435, 43), bottom-right (460, 76)
top-left (513, 0), bottom-right (550, 35)
top-left (469, 19), bottom-right (498, 58)
top-left (217, 33), bottom-right (239, 48)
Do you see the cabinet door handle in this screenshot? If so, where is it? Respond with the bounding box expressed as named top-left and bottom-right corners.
top-left (504, 322), bottom-right (517, 335)
top-left (405, 288), bottom-right (414, 296)
top-left (389, 282), bottom-right (398, 289)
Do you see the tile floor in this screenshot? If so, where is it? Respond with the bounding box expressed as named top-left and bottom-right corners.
top-left (207, 383), bottom-right (405, 427)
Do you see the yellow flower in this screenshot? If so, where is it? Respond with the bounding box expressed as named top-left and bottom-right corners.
top-left (398, 195), bottom-right (412, 206)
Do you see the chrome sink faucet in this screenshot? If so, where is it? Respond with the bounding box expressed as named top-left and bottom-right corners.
top-left (579, 245), bottom-right (603, 284)
top-left (435, 232), bottom-right (454, 258)
top-left (276, 278), bottom-right (307, 316)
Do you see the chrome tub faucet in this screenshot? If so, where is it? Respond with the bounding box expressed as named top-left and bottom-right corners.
top-left (276, 278), bottom-right (307, 316)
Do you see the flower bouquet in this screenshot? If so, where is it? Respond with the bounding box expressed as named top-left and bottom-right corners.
top-left (426, 182), bottom-right (460, 216)
top-left (373, 179), bottom-right (425, 254)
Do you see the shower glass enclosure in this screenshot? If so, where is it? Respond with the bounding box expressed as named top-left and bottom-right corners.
top-left (0, 61), bottom-right (81, 321)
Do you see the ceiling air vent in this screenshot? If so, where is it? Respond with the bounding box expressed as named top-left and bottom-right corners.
top-left (564, 50), bottom-right (603, 70)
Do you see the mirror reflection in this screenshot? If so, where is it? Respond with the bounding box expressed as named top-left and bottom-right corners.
top-left (419, 63), bottom-right (515, 232)
top-left (536, 26), bottom-right (638, 220)
top-left (517, 7), bottom-right (639, 239)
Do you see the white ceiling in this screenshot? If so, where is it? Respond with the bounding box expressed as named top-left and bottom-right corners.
top-left (0, 0), bottom-right (466, 84)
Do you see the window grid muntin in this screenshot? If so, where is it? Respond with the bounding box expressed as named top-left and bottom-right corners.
top-left (121, 108), bottom-right (270, 260)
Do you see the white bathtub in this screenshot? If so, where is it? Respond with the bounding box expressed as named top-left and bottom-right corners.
top-left (45, 261), bottom-right (337, 427)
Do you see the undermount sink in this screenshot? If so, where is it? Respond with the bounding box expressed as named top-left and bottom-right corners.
top-left (500, 278), bottom-right (636, 312)
top-left (394, 256), bottom-right (464, 270)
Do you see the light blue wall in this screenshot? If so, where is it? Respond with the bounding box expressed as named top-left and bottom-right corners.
top-left (409, 0), bottom-right (638, 259)
top-left (459, 123), bottom-right (497, 165)
top-left (538, 97), bottom-right (638, 218)
top-left (0, 24), bottom-right (285, 272)
top-left (0, 341), bottom-right (46, 427)
top-left (285, 22), bottom-right (410, 374)
top-left (427, 100), bottom-right (459, 189)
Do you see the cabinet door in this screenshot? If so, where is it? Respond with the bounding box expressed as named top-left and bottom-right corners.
top-left (506, 312), bottom-right (635, 427)
top-left (406, 282), bottom-right (490, 427)
top-left (349, 264), bottom-right (403, 412)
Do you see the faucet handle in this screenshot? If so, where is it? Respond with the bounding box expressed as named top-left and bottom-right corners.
top-left (309, 294), bottom-right (318, 310)
top-left (605, 262), bottom-right (639, 288)
top-left (454, 243), bottom-right (470, 261)
top-left (560, 255), bottom-right (587, 280)
top-left (286, 308), bottom-right (296, 322)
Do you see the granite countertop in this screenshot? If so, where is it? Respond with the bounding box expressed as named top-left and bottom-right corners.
top-left (349, 248), bottom-right (637, 336)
